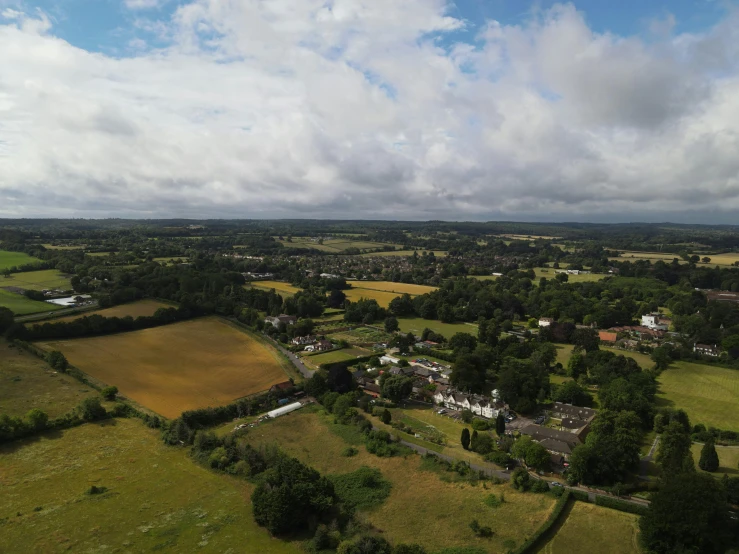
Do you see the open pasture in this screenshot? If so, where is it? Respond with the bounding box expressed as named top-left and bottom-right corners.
top-left (0, 340), bottom-right (98, 418)
top-left (0, 289), bottom-right (62, 315)
top-left (0, 269), bottom-right (71, 291)
top-left (300, 347), bottom-right (372, 368)
top-left (248, 280), bottom-right (302, 296)
top-left (0, 249), bottom-right (42, 270)
top-left (535, 501), bottom-right (641, 554)
top-left (612, 250), bottom-right (739, 267)
top-left (0, 419), bottom-right (299, 554)
top-left (691, 443), bottom-right (739, 477)
top-left (343, 287), bottom-right (402, 308)
top-left (244, 409), bottom-right (557, 554)
top-left (348, 280), bottom-right (438, 296)
top-left (35, 317), bottom-right (293, 419)
top-left (41, 299), bottom-right (174, 325)
top-left (533, 268), bottom-right (606, 283)
top-left (397, 317), bottom-right (478, 338)
top-left (40, 243), bottom-right (85, 250)
top-left (657, 362), bottom-right (739, 431)
top-left (276, 237), bottom-right (399, 253)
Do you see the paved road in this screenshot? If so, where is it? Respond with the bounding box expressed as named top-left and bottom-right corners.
top-left (397, 435), bottom-right (650, 508)
top-left (14, 302), bottom-right (99, 323)
top-left (271, 340), bottom-right (314, 379)
top-left (639, 434), bottom-right (660, 479)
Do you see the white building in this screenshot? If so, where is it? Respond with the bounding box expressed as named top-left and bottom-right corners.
top-left (380, 355), bottom-right (400, 365)
top-left (538, 317), bottom-right (554, 327)
top-left (267, 402), bottom-right (303, 419)
top-left (433, 390), bottom-right (508, 419)
top-left (641, 313), bottom-right (668, 331)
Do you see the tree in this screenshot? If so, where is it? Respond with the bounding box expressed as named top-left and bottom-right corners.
top-left (640, 473), bottom-right (733, 554)
top-left (571, 328), bottom-right (599, 352)
top-left (381, 375), bottom-right (413, 403)
top-left (656, 420), bottom-right (694, 476)
top-left (651, 346), bottom-right (672, 371)
top-left (100, 386), bottom-right (118, 400)
top-left (25, 408), bottom-right (48, 431)
top-left (511, 467), bottom-right (530, 491)
top-left (327, 289), bottom-right (346, 309)
top-left (470, 429), bottom-right (479, 451)
top-left (461, 428), bottom-right (471, 450)
top-left (381, 408), bottom-right (392, 425)
top-left (384, 316), bottom-right (399, 333)
top-left (0, 306), bottom-right (13, 333)
top-left (511, 436), bottom-right (551, 472)
top-left (495, 413), bottom-right (506, 436)
top-left (449, 332), bottom-right (477, 352)
top-left (699, 438), bottom-right (720, 472)
top-left (45, 350), bottom-right (68, 372)
top-left (566, 351), bottom-right (586, 379)
top-left (552, 380), bottom-right (591, 406)
top-left (451, 353), bottom-right (487, 393)
top-left (461, 409), bottom-right (473, 423)
top-left (78, 397), bottom-right (107, 421)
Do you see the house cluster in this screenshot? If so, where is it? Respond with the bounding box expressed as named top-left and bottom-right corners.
top-left (694, 343), bottom-right (721, 357)
top-left (432, 389), bottom-right (509, 420)
top-left (264, 314), bottom-right (297, 328)
top-left (520, 403), bottom-right (597, 465)
top-left (357, 361), bottom-right (453, 399)
top-left (290, 335), bottom-right (333, 352)
top-left (243, 272), bottom-right (275, 280)
top-left (640, 313), bottom-right (670, 331)
top-left (555, 269), bottom-right (591, 275)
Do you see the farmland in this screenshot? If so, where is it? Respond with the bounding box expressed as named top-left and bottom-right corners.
top-left (244, 409), bottom-right (557, 553)
top-left (533, 268), bottom-right (607, 283)
top-left (535, 501), bottom-right (641, 554)
top-left (35, 317), bottom-right (294, 419)
top-left (0, 269), bottom-right (71, 291)
top-left (347, 280), bottom-right (438, 296)
top-left (300, 347), bottom-right (373, 369)
top-left (247, 280), bottom-right (302, 296)
top-left (691, 443), bottom-right (739, 477)
top-left (611, 251), bottom-right (739, 267)
top-left (275, 237), bottom-right (401, 253)
top-left (0, 289), bottom-right (62, 315)
top-left (41, 299), bottom-right (174, 324)
top-left (0, 419), bottom-right (300, 554)
top-left (398, 316), bottom-right (478, 338)
top-left (0, 249), bottom-right (42, 270)
top-left (657, 362), bottom-right (739, 430)
top-left (0, 340), bottom-right (99, 418)
top-left (343, 287), bottom-right (403, 308)
top-left (555, 344), bottom-right (739, 431)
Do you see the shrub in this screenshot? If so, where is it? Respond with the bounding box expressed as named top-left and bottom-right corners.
top-left (472, 419), bottom-right (490, 431)
top-left (78, 397), bottom-right (107, 421)
top-left (484, 494), bottom-right (502, 508)
top-left (342, 446), bottom-right (359, 457)
top-left (594, 495), bottom-right (648, 515)
top-left (45, 350), bottom-right (68, 372)
top-left (100, 386), bottom-right (118, 400)
top-left (485, 450), bottom-right (513, 467)
top-left (329, 466), bottom-right (392, 510)
top-left (531, 479), bottom-right (550, 493)
top-left (511, 467), bottom-right (531, 491)
top-left (469, 519), bottom-right (493, 538)
top-left (87, 485), bottom-right (107, 495)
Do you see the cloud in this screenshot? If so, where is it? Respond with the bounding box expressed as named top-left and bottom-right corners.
top-left (0, 2), bottom-right (738, 220)
top-left (124, 0), bottom-right (164, 9)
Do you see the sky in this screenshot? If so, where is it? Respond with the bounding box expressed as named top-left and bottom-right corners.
top-left (1, 1), bottom-right (738, 222)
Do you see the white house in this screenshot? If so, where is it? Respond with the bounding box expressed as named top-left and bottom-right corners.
top-left (538, 317), bottom-right (554, 327)
top-left (380, 355), bottom-right (400, 365)
top-left (433, 390), bottom-right (508, 419)
top-left (694, 343), bottom-right (721, 357)
top-left (641, 313), bottom-right (669, 331)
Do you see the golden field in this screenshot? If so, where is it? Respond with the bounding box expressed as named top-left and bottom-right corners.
top-left (35, 317), bottom-right (293, 419)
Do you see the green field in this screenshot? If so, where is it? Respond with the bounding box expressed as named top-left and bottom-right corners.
top-left (397, 317), bottom-right (478, 338)
top-left (691, 443), bottom-right (739, 477)
top-left (243, 409), bottom-right (557, 553)
top-left (0, 289), bottom-right (62, 315)
top-left (0, 250), bottom-right (42, 270)
top-left (657, 362), bottom-right (739, 430)
top-left (247, 280), bottom-right (302, 296)
top-left (300, 347), bottom-right (372, 368)
top-left (535, 501), bottom-right (641, 554)
top-left (554, 344), bottom-right (739, 431)
top-left (0, 419), bottom-right (301, 553)
top-left (0, 269), bottom-right (71, 291)
top-left (472, 270), bottom-right (606, 284)
top-left (275, 237), bottom-right (401, 253)
top-left (0, 340), bottom-right (99, 418)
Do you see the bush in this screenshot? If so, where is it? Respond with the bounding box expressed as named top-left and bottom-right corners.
top-left (485, 450), bottom-right (513, 467)
top-left (511, 467), bottom-right (531, 491)
top-left (100, 386), bottom-right (118, 400)
top-left (469, 519), bottom-right (493, 538)
top-left (329, 466), bottom-right (392, 511)
top-left (342, 446), bottom-right (359, 457)
top-left (472, 419), bottom-right (490, 431)
top-left (86, 485), bottom-right (107, 495)
top-left (484, 493), bottom-right (503, 508)
top-left (45, 350), bottom-right (68, 372)
top-left (531, 479), bottom-right (550, 493)
top-left (78, 397), bottom-right (107, 421)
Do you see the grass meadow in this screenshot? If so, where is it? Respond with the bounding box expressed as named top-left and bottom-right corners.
top-left (691, 443), bottom-right (739, 477)
top-left (275, 237), bottom-right (400, 253)
top-left (0, 289), bottom-right (63, 315)
top-left (39, 299), bottom-right (174, 325)
top-left (35, 317), bottom-right (294, 419)
top-left (0, 340), bottom-right (99, 418)
top-left (0, 419), bottom-right (301, 554)
top-left (300, 347), bottom-right (372, 369)
top-left (247, 280), bottom-right (302, 296)
top-left (244, 409), bottom-right (557, 553)
top-left (534, 501), bottom-right (641, 554)
top-left (397, 316), bottom-right (479, 338)
top-left (555, 344), bottom-right (739, 431)
top-left (0, 269), bottom-right (71, 291)
top-left (0, 250), bottom-right (42, 270)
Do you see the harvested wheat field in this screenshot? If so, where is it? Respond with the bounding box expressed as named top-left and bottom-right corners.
top-left (35, 317), bottom-right (293, 418)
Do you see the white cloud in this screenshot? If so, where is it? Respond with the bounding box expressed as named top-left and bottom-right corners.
top-left (124, 0), bottom-right (164, 9)
top-left (0, 2), bottom-right (738, 220)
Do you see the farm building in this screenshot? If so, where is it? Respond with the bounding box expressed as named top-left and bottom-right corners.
top-left (267, 402), bottom-right (303, 419)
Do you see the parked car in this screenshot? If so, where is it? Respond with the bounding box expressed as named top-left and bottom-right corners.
top-left (551, 482), bottom-right (563, 487)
